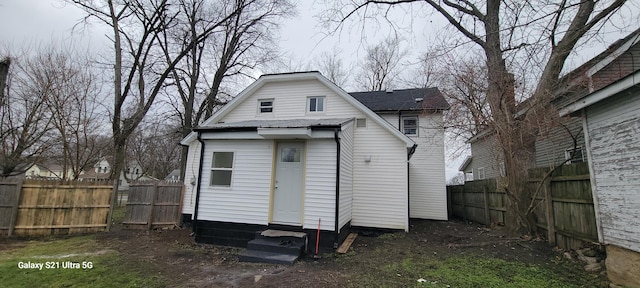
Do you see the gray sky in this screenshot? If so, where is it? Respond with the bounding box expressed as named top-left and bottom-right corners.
top-left (1, 0), bottom-right (639, 180)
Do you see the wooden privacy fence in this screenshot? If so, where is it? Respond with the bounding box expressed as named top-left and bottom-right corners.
top-left (0, 179), bottom-right (113, 237)
top-left (122, 181), bottom-right (184, 230)
top-left (447, 163), bottom-right (597, 250)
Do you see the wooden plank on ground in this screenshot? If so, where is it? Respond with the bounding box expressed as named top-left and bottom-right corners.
top-left (337, 233), bottom-right (358, 254)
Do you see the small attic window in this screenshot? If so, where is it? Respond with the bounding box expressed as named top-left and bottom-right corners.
top-left (356, 118), bottom-right (367, 128)
top-left (308, 96), bottom-right (325, 112)
top-left (258, 99), bottom-right (273, 113)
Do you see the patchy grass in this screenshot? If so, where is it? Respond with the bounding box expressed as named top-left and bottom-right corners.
top-left (0, 235), bottom-right (164, 288)
top-left (338, 252), bottom-right (603, 288)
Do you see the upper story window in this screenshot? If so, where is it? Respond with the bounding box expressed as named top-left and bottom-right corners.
top-left (356, 118), bottom-right (367, 128)
top-left (258, 99), bottom-right (274, 114)
top-left (308, 96), bottom-right (325, 112)
top-left (477, 167), bottom-right (486, 180)
top-left (402, 116), bottom-right (418, 136)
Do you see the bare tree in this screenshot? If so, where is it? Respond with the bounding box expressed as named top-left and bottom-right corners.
top-left (356, 36), bottom-right (406, 91)
top-left (128, 121), bottom-right (181, 180)
top-left (0, 52), bottom-right (54, 177)
top-left (68, 0), bottom-right (254, 188)
top-left (314, 47), bottom-right (350, 87)
top-left (323, 0), bottom-right (629, 235)
top-left (157, 0), bottom-right (294, 180)
top-left (38, 48), bottom-right (105, 180)
top-left (0, 58), bottom-right (9, 104)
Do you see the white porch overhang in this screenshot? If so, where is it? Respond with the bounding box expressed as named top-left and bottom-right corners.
top-left (195, 118), bottom-right (353, 140)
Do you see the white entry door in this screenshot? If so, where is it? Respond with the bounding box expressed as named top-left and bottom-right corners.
top-left (272, 142), bottom-right (304, 225)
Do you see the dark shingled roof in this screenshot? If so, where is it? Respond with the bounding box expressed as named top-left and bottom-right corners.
top-left (349, 88), bottom-right (450, 112)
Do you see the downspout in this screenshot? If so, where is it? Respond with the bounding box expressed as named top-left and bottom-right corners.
top-left (407, 144), bottom-right (417, 227)
top-left (333, 128), bottom-right (341, 248)
top-left (192, 132), bottom-right (206, 235)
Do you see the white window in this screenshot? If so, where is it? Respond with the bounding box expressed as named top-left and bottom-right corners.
top-left (499, 161), bottom-right (506, 177)
top-left (258, 99), bottom-right (273, 113)
top-left (308, 96), bottom-right (325, 112)
top-left (356, 118), bottom-right (367, 128)
top-left (565, 146), bottom-right (585, 164)
top-left (477, 167), bottom-right (486, 180)
top-left (210, 152), bottom-right (234, 187)
top-left (402, 116), bottom-right (418, 136)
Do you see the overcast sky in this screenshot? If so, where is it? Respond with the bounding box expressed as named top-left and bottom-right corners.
top-left (1, 0), bottom-right (638, 180)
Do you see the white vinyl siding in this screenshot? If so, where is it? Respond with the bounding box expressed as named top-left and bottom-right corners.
top-left (197, 140), bottom-right (274, 225)
top-left (408, 113), bottom-right (448, 220)
top-left (339, 122), bottom-right (354, 231)
top-left (586, 91), bottom-right (640, 252)
top-left (304, 139), bottom-right (337, 231)
top-left (535, 117), bottom-right (585, 167)
top-left (352, 120), bottom-right (408, 231)
top-left (182, 141), bottom-right (201, 217)
top-left (222, 80), bottom-right (364, 122)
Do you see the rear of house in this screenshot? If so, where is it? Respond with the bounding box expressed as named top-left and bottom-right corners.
top-left (180, 72), bottom-right (423, 250)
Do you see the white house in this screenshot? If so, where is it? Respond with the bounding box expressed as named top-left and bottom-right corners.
top-left (181, 71), bottom-right (449, 249)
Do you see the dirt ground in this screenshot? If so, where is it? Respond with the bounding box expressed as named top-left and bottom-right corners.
top-left (89, 219), bottom-right (606, 288)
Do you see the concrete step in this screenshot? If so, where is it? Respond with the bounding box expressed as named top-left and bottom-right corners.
top-left (238, 250), bottom-right (299, 265)
top-left (247, 238), bottom-right (304, 256)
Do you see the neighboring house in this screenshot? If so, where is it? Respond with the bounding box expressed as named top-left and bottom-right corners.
top-left (79, 157), bottom-right (156, 189)
top-left (458, 28), bottom-right (640, 181)
top-left (164, 169), bottom-right (180, 181)
top-left (23, 163), bottom-right (75, 180)
top-left (180, 71), bottom-right (449, 250)
top-left (558, 29), bottom-right (640, 287)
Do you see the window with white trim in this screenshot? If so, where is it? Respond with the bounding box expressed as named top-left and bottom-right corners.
top-left (210, 152), bottom-right (234, 187)
top-left (402, 116), bottom-right (418, 136)
top-left (258, 99), bottom-right (273, 114)
top-left (477, 167), bottom-right (486, 180)
top-left (308, 96), bottom-right (325, 112)
top-left (565, 146), bottom-right (585, 164)
top-left (499, 161), bottom-right (506, 177)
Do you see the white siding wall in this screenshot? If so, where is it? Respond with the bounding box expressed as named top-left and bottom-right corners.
top-left (377, 112), bottom-right (448, 220)
top-left (198, 140), bottom-right (274, 225)
top-left (409, 113), bottom-right (447, 220)
top-left (352, 120), bottom-right (409, 231)
top-left (586, 91), bottom-right (640, 252)
top-left (304, 139), bottom-right (337, 231)
top-left (339, 122), bottom-right (354, 230)
top-left (182, 141), bottom-right (201, 217)
top-left (222, 80), bottom-right (363, 122)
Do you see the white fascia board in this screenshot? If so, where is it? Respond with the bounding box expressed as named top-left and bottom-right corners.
top-left (559, 69), bottom-right (640, 116)
top-left (458, 156), bottom-right (472, 171)
top-left (257, 127), bottom-right (312, 139)
top-left (199, 131), bottom-right (263, 140)
top-left (587, 33), bottom-right (640, 76)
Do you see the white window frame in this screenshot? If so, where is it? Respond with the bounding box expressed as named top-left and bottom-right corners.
top-left (210, 151), bottom-right (235, 187)
top-left (402, 116), bottom-right (418, 136)
top-left (356, 118), bottom-right (367, 128)
top-left (499, 161), bottom-right (506, 177)
top-left (307, 96), bottom-right (325, 113)
top-left (258, 98), bottom-right (274, 114)
top-left (477, 167), bottom-right (486, 180)
top-left (565, 146), bottom-right (585, 164)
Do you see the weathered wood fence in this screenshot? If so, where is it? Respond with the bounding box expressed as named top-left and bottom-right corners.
top-left (0, 179), bottom-right (113, 236)
top-left (447, 163), bottom-right (597, 249)
top-left (122, 181), bottom-right (183, 230)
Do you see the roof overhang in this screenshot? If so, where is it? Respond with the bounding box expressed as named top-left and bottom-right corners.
top-left (559, 69), bottom-right (640, 116)
top-left (181, 72), bottom-right (415, 148)
top-left (459, 156), bottom-right (473, 171)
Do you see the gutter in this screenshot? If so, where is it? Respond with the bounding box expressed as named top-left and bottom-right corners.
top-left (333, 128), bottom-right (341, 248)
top-left (407, 144), bottom-right (417, 228)
top-left (192, 131), bottom-right (206, 234)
